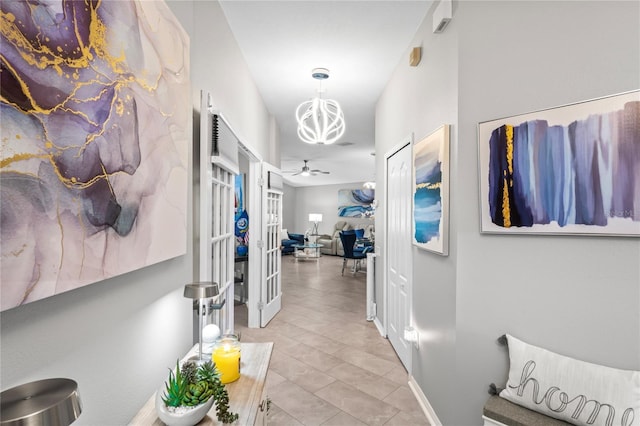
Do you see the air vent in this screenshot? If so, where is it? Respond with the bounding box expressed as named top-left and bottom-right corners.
top-left (211, 113), bottom-right (219, 156)
top-left (433, 0), bottom-right (452, 33)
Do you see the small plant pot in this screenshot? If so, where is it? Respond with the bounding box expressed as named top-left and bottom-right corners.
top-left (155, 388), bottom-right (214, 426)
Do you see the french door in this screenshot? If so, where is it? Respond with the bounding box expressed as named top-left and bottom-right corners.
top-left (259, 162), bottom-right (283, 326)
top-left (200, 162), bottom-right (236, 334)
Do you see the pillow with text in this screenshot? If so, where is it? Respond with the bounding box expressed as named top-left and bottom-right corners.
top-left (500, 334), bottom-right (639, 426)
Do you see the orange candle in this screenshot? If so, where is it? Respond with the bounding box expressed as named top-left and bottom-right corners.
top-left (212, 335), bottom-right (240, 384)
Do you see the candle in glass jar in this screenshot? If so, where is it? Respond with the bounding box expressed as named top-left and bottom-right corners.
top-left (212, 335), bottom-right (240, 384)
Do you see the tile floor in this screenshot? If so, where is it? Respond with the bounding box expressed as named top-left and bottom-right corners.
top-left (234, 254), bottom-right (429, 426)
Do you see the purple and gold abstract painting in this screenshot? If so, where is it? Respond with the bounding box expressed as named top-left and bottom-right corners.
top-left (0, 0), bottom-right (190, 311)
top-left (478, 91), bottom-right (640, 236)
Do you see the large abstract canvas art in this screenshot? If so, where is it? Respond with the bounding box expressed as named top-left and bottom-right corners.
top-left (338, 189), bottom-right (375, 218)
top-left (0, 0), bottom-right (190, 311)
top-left (413, 125), bottom-right (450, 255)
top-left (478, 91), bottom-right (640, 236)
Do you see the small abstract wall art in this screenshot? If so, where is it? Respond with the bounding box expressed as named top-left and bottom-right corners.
top-left (338, 189), bottom-right (375, 218)
top-left (478, 91), bottom-right (640, 236)
top-left (413, 125), bottom-right (450, 255)
top-left (0, 0), bottom-right (190, 311)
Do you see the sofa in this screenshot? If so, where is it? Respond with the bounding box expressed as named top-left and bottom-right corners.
top-left (317, 221), bottom-right (352, 255)
top-left (317, 222), bottom-right (376, 256)
top-left (281, 230), bottom-right (304, 255)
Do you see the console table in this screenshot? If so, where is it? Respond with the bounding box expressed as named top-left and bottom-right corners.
top-left (129, 342), bottom-right (273, 425)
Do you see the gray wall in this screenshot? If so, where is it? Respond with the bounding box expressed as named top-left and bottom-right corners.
top-left (375, 0), bottom-right (459, 417)
top-left (282, 183), bottom-right (298, 231)
top-left (0, 2), bottom-right (274, 424)
top-left (376, 1), bottom-right (640, 425)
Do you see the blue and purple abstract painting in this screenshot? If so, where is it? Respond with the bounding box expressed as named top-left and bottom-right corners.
top-left (479, 92), bottom-right (640, 236)
top-left (413, 125), bottom-right (450, 255)
top-left (338, 189), bottom-right (375, 217)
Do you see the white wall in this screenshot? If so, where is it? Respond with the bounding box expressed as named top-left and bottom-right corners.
top-left (0, 2), bottom-right (275, 424)
top-left (376, 1), bottom-right (640, 425)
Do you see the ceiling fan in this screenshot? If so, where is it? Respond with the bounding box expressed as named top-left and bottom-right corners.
top-left (283, 160), bottom-right (330, 177)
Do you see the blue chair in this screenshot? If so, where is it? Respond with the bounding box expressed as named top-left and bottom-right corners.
top-left (339, 231), bottom-right (367, 275)
top-left (352, 228), bottom-right (373, 255)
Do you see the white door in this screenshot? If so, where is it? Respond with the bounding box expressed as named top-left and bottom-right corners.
top-left (259, 162), bottom-right (283, 326)
top-left (386, 141), bottom-right (412, 370)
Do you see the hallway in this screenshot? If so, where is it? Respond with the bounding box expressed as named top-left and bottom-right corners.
top-left (235, 255), bottom-right (429, 425)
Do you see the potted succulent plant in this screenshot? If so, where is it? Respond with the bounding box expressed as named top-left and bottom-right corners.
top-left (155, 359), bottom-right (239, 425)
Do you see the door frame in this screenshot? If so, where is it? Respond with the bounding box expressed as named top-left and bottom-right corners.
top-left (237, 142), bottom-right (263, 329)
top-left (383, 135), bottom-right (413, 370)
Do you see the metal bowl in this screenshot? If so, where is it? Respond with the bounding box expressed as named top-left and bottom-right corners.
top-left (1, 378), bottom-right (81, 425)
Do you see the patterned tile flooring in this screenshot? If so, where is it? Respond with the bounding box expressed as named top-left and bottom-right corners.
top-left (234, 254), bottom-right (429, 425)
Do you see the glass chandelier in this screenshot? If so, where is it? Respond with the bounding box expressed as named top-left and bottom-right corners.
top-left (295, 68), bottom-right (345, 145)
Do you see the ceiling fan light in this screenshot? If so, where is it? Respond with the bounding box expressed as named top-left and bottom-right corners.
top-left (301, 170), bottom-right (310, 177)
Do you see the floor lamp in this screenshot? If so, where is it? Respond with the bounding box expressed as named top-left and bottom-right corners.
top-left (309, 213), bottom-right (322, 235)
top-left (184, 282), bottom-right (219, 363)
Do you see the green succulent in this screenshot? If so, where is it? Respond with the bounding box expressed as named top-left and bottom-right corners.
top-left (180, 360), bottom-right (198, 384)
top-left (162, 360), bottom-right (187, 408)
top-left (161, 359), bottom-right (238, 423)
top-left (182, 381), bottom-right (214, 406)
top-left (197, 361), bottom-right (219, 384)
top-left (212, 376), bottom-right (239, 424)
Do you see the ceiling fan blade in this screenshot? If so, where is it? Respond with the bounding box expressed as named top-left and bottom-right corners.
top-left (310, 169), bottom-right (330, 174)
top-left (291, 171), bottom-right (301, 176)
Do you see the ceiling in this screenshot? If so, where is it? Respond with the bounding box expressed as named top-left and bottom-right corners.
top-left (219, 1), bottom-right (433, 187)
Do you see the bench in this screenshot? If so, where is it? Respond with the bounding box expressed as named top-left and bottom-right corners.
top-left (483, 395), bottom-right (571, 426)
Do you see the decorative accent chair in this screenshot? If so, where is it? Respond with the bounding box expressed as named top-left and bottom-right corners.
top-left (339, 230), bottom-right (367, 275)
top-left (317, 221), bottom-right (352, 255)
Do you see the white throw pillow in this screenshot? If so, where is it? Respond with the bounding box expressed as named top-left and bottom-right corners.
top-left (281, 229), bottom-right (290, 240)
top-left (500, 334), bottom-right (640, 426)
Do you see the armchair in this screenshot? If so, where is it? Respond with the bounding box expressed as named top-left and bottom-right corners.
top-left (317, 221), bottom-right (352, 255)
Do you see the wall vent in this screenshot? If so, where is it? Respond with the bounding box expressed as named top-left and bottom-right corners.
top-left (433, 0), bottom-right (452, 33)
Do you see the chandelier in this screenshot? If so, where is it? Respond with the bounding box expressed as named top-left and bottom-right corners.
top-left (295, 68), bottom-right (345, 145)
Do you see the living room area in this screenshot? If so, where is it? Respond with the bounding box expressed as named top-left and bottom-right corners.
top-left (280, 183), bottom-right (376, 255)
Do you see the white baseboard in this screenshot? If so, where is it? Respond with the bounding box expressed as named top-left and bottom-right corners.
top-left (373, 316), bottom-right (386, 337)
top-left (408, 375), bottom-right (442, 426)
